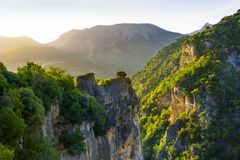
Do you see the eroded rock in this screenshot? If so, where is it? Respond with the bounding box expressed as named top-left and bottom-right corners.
top-left (45, 72), bottom-right (143, 160)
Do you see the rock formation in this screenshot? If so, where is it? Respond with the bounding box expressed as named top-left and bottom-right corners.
top-left (43, 72), bottom-right (143, 160)
top-left (75, 72), bottom-right (143, 160)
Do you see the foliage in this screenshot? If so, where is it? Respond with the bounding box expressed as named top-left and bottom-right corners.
top-left (0, 73), bottom-right (9, 96)
top-left (61, 88), bottom-right (106, 136)
top-left (60, 128), bottom-right (85, 155)
top-left (7, 88), bottom-right (45, 126)
top-left (96, 78), bottom-right (112, 86)
top-left (132, 11), bottom-right (240, 159)
top-left (17, 62), bottom-right (63, 111)
top-left (0, 108), bottom-right (26, 147)
top-left (47, 66), bottom-right (75, 90)
top-left (132, 37), bottom-right (187, 97)
top-left (19, 129), bottom-right (59, 160)
top-left (0, 144), bottom-right (14, 160)
top-left (0, 62), bottom-right (7, 71)
top-left (0, 61), bottom-right (107, 159)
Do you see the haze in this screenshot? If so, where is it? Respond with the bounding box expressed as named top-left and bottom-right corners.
top-left (0, 0), bottom-right (239, 43)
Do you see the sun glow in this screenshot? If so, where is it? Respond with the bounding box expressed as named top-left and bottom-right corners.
top-left (0, 0), bottom-right (239, 43)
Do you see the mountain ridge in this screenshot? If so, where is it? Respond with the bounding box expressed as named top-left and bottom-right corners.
top-left (0, 36), bottom-right (40, 54)
top-left (0, 23), bottom-right (182, 77)
top-left (188, 22), bottom-right (213, 35)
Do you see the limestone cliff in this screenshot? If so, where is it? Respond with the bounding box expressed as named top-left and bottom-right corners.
top-left (133, 10), bottom-right (240, 159)
top-left (43, 72), bottom-right (143, 160)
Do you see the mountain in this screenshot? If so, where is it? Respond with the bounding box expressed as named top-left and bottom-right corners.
top-left (132, 10), bottom-right (240, 159)
top-left (48, 23), bottom-right (182, 77)
top-left (0, 46), bottom-right (69, 72)
top-left (0, 24), bottom-right (182, 77)
top-left (0, 36), bottom-right (40, 53)
top-left (188, 22), bottom-right (212, 35)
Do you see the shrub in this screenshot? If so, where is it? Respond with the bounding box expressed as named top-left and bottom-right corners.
top-left (0, 108), bottom-right (26, 146)
top-left (60, 128), bottom-right (85, 155)
top-left (0, 144), bottom-right (14, 160)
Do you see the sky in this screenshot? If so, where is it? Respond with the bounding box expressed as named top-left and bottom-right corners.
top-left (0, 0), bottom-right (239, 43)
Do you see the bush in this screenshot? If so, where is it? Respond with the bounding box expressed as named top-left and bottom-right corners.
top-left (7, 88), bottom-right (45, 126)
top-left (0, 62), bottom-right (7, 71)
top-left (20, 131), bottom-right (59, 160)
top-left (0, 108), bottom-right (26, 146)
top-left (60, 128), bottom-right (85, 155)
top-left (17, 62), bottom-right (63, 112)
top-left (0, 61), bottom-right (108, 159)
top-left (0, 73), bottom-right (9, 96)
top-left (96, 78), bottom-right (112, 86)
top-left (0, 144), bottom-right (14, 160)
top-left (61, 89), bottom-right (106, 136)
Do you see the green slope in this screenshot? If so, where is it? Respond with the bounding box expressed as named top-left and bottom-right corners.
top-left (132, 10), bottom-right (240, 159)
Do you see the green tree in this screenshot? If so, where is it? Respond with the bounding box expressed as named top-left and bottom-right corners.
top-left (0, 144), bottom-right (14, 160)
top-left (7, 88), bottom-right (44, 127)
top-left (60, 128), bottom-right (85, 155)
top-left (0, 73), bottom-right (9, 96)
top-left (17, 62), bottom-right (63, 111)
top-left (0, 62), bottom-right (7, 71)
top-left (47, 66), bottom-right (75, 90)
top-left (19, 130), bottom-right (59, 160)
top-left (0, 108), bottom-right (26, 146)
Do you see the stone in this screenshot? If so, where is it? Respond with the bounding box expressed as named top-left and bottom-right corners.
top-left (75, 72), bottom-right (142, 160)
top-left (116, 71), bottom-right (127, 78)
top-left (77, 73), bottom-right (98, 95)
top-left (44, 72), bottom-right (143, 160)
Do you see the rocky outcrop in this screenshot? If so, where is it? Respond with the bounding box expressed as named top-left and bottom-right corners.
top-left (43, 72), bottom-right (142, 160)
top-left (61, 122), bottom-right (111, 160)
top-left (77, 73), bottom-right (98, 95)
top-left (180, 43), bottom-right (197, 67)
top-left (156, 86), bottom-right (196, 123)
top-left (42, 104), bottom-right (60, 142)
top-left (74, 72), bottom-right (143, 160)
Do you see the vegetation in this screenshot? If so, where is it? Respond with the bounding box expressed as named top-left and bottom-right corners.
top-left (0, 62), bottom-right (107, 159)
top-left (96, 78), bottom-right (112, 86)
top-left (0, 144), bottom-right (14, 160)
top-left (132, 11), bottom-right (240, 159)
top-left (132, 37), bottom-right (187, 97)
top-left (61, 128), bottom-right (86, 155)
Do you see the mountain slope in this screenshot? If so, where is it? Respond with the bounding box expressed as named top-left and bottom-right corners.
top-left (188, 23), bottom-right (213, 35)
top-left (132, 10), bottom-right (240, 159)
top-left (0, 24), bottom-right (182, 77)
top-left (48, 23), bottom-right (182, 77)
top-left (0, 46), bottom-right (69, 72)
top-left (0, 36), bottom-right (40, 53)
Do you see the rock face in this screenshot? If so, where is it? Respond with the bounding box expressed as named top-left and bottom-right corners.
top-left (180, 43), bottom-right (197, 67)
top-left (42, 104), bottom-right (60, 144)
top-left (73, 72), bottom-right (143, 160)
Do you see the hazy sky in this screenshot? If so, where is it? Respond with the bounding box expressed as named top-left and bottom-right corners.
top-left (0, 0), bottom-right (239, 43)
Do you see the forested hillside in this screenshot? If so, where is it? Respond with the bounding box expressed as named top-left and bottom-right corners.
top-left (132, 10), bottom-right (240, 159)
top-left (0, 62), bottom-right (106, 159)
top-left (0, 60), bottom-right (142, 160)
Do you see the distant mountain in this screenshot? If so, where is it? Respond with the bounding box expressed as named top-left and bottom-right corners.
top-left (0, 46), bottom-right (68, 72)
top-left (0, 36), bottom-right (40, 54)
top-left (48, 23), bottom-right (182, 77)
top-left (0, 24), bottom-right (182, 77)
top-left (188, 23), bottom-right (212, 35)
